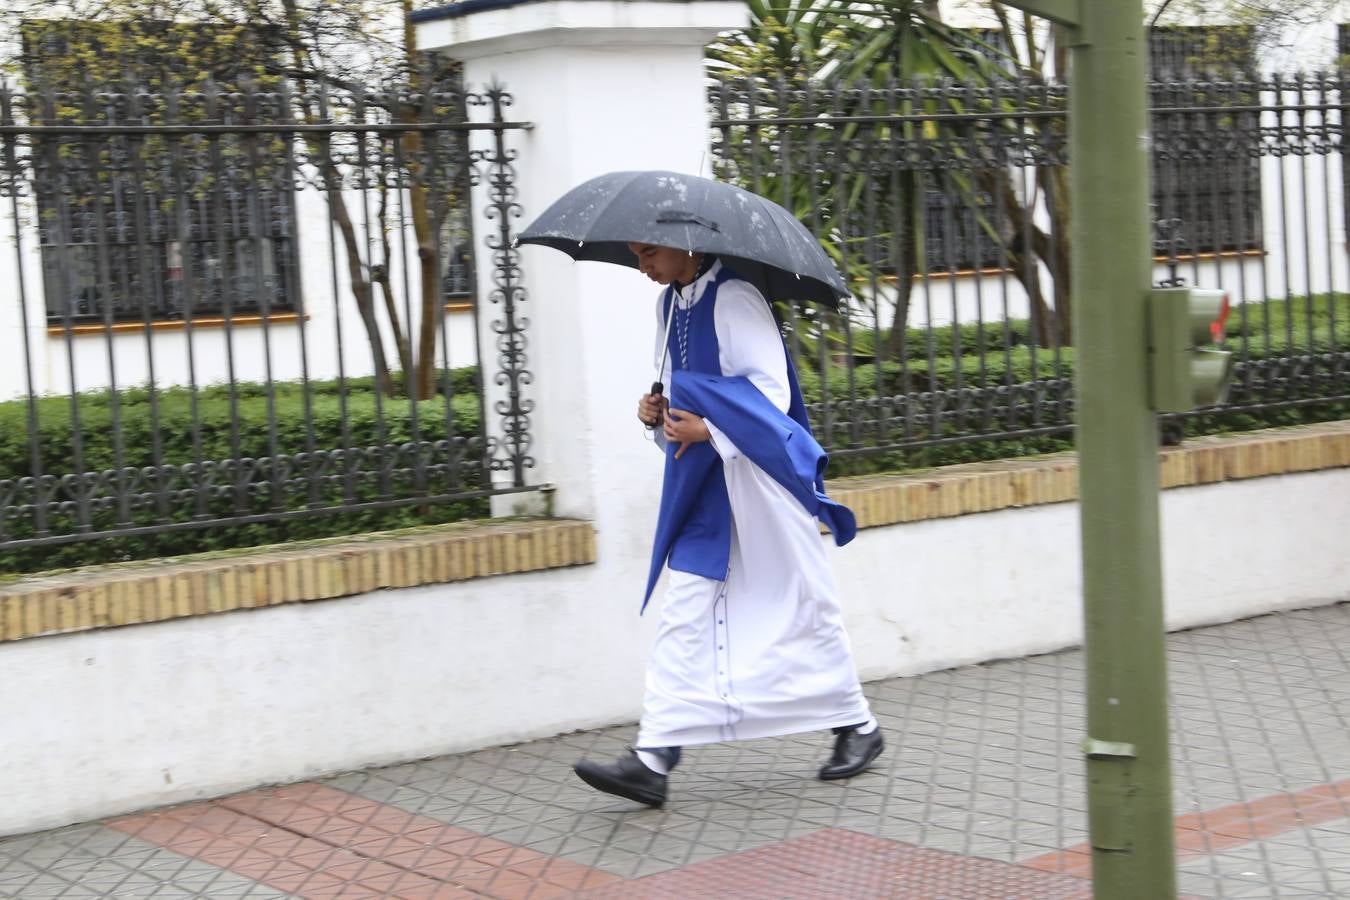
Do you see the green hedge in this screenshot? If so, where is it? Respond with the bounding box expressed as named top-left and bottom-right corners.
top-left (795, 292), bottom-right (1346, 404)
top-left (831, 291), bottom-right (1349, 364)
top-left (0, 369), bottom-right (488, 574)
top-left (796, 293), bottom-right (1349, 477)
top-left (1, 294), bottom-right (1345, 574)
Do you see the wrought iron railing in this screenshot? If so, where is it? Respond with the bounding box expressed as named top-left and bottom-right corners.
top-left (710, 73), bottom-right (1349, 468)
top-left (0, 74), bottom-right (534, 565)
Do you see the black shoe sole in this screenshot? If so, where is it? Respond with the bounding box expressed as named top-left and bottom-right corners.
top-left (818, 737), bottom-right (885, 781)
top-left (573, 764), bottom-right (665, 807)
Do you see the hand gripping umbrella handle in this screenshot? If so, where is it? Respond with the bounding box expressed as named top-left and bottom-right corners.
top-left (648, 290), bottom-right (676, 430)
top-left (647, 381), bottom-right (664, 430)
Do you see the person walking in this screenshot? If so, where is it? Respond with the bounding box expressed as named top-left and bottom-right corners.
top-left (572, 243), bottom-right (883, 807)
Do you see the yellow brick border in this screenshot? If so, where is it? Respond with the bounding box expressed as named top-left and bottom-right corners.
top-left (0, 520), bottom-right (595, 644)
top-left (0, 421), bottom-right (1345, 644)
top-left (831, 420), bottom-right (1350, 530)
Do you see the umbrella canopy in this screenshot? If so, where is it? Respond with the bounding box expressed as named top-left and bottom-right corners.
top-left (516, 170), bottom-right (849, 307)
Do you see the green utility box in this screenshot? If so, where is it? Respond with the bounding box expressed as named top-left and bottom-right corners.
top-left (1147, 287), bottom-right (1235, 412)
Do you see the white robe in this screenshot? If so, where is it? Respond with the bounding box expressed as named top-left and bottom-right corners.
top-left (635, 261), bottom-right (873, 749)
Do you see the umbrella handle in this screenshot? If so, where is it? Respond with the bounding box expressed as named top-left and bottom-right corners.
top-left (647, 381), bottom-right (664, 430)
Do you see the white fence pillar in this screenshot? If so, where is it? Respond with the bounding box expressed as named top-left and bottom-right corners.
top-left (416, 0), bottom-right (745, 528)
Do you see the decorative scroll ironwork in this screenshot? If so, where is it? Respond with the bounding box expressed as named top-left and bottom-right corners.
top-left (0, 71), bottom-right (534, 564)
top-left (470, 84), bottom-right (534, 488)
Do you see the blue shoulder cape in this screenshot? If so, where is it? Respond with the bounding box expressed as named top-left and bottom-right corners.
top-left (643, 369), bottom-right (857, 609)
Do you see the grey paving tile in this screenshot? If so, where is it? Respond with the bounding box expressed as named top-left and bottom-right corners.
top-left (3, 602), bottom-right (1350, 898)
top-left (0, 874), bottom-right (46, 899)
top-left (33, 889), bottom-right (108, 900)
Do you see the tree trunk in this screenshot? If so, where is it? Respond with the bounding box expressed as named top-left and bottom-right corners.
top-left (324, 171), bottom-right (395, 396)
top-left (281, 16), bottom-right (400, 398)
top-left (403, 2), bottom-right (442, 403)
top-left (980, 169), bottom-right (1060, 347)
top-left (884, 172), bottom-right (920, 362)
top-left (375, 183), bottom-right (414, 381)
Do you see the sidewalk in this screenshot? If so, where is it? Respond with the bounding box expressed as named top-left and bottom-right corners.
top-left (3, 600), bottom-right (1349, 899)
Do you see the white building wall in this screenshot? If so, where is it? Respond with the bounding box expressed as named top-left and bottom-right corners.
top-left (0, 178), bottom-right (480, 403)
top-left (1256, 129), bottom-right (1348, 302)
top-left (0, 189), bottom-right (48, 404)
top-left (851, 250), bottom-right (1306, 338)
top-left (0, 466), bottom-right (1345, 838)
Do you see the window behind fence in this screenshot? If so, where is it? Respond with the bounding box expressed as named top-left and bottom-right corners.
top-left (33, 147), bottom-right (301, 324)
top-left (851, 26), bottom-right (1264, 274)
top-left (922, 27), bottom-right (1020, 274)
top-left (1148, 25), bottom-right (1263, 259)
top-left (23, 20), bottom-right (300, 325)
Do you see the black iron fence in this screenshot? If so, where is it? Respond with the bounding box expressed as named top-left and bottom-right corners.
top-left (710, 73), bottom-right (1350, 470)
top-left (0, 74), bottom-right (533, 568)
top-left (3, 68), bottom-right (1347, 565)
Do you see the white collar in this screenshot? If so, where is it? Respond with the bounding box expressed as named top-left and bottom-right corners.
top-left (674, 258), bottom-right (722, 306)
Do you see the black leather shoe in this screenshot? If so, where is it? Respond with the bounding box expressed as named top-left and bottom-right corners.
top-left (818, 727), bottom-right (884, 781)
top-left (574, 750), bottom-right (667, 807)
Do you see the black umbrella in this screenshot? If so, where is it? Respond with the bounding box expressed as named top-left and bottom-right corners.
top-left (515, 170), bottom-right (849, 307)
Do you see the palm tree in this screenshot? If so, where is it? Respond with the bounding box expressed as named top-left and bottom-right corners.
top-left (712, 1), bottom-right (1072, 357)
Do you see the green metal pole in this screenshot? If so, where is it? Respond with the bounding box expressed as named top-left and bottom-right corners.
top-left (991, 0), bottom-right (1178, 893)
top-left (1070, 3), bottom-right (1178, 898)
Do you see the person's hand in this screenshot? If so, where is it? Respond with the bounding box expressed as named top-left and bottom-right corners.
top-left (637, 392), bottom-right (667, 428)
top-left (664, 408), bottom-right (711, 459)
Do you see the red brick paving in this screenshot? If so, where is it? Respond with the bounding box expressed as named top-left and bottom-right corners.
top-left (581, 828), bottom-right (1092, 899)
top-left (107, 783), bottom-right (620, 899)
top-left (108, 800), bottom-right (469, 898)
top-left (1022, 777), bottom-right (1350, 878)
top-left (103, 778), bottom-right (1350, 898)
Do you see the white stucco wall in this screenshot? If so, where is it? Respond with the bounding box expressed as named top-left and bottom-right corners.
top-left (0, 159), bottom-right (480, 403)
top-left (1, 465), bottom-right (1345, 838)
top-left (0, 190), bottom-right (48, 404)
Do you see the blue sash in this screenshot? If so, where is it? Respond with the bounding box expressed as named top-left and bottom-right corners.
top-left (642, 267), bottom-right (856, 610)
